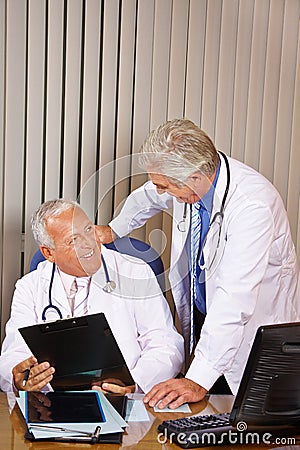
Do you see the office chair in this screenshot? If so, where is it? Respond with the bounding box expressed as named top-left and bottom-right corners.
top-left (30, 236), bottom-right (166, 293)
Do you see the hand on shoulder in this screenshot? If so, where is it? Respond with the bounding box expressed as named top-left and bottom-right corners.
top-left (95, 225), bottom-right (116, 244)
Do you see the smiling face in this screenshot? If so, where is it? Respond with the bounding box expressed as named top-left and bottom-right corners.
top-left (41, 206), bottom-right (101, 277)
top-left (149, 171), bottom-right (214, 204)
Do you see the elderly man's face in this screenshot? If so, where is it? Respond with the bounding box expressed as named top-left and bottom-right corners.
top-left (44, 207), bottom-right (101, 277)
top-left (149, 172), bottom-right (212, 204)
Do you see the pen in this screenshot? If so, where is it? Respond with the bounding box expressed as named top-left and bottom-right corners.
top-left (28, 424), bottom-right (95, 436)
top-left (22, 368), bottom-right (30, 387)
top-left (51, 426), bottom-right (102, 443)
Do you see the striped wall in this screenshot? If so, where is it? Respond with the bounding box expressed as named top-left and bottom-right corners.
top-left (0, 0), bottom-right (299, 341)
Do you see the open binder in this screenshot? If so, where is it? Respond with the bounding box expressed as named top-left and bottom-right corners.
top-left (21, 392), bottom-right (128, 444)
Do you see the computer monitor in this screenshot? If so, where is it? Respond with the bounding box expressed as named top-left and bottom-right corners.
top-left (156, 322), bottom-right (300, 449)
top-left (230, 321), bottom-right (300, 426)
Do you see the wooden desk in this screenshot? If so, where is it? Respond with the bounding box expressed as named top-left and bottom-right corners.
top-left (0, 392), bottom-right (296, 449)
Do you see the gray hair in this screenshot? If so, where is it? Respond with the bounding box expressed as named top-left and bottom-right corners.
top-left (139, 118), bottom-right (219, 185)
top-left (31, 199), bottom-right (78, 248)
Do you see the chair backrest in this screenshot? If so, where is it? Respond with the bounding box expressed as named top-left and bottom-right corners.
top-left (105, 237), bottom-right (165, 293)
top-left (30, 248), bottom-right (46, 272)
top-left (30, 237), bottom-right (165, 293)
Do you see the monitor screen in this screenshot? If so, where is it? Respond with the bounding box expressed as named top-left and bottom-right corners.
top-left (230, 322), bottom-right (300, 426)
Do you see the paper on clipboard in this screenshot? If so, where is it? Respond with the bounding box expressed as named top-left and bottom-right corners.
top-left (16, 390), bottom-right (127, 439)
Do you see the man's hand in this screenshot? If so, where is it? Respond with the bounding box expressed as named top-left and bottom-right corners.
top-left (95, 225), bottom-right (116, 244)
top-left (12, 356), bottom-right (55, 391)
top-left (143, 378), bottom-right (207, 409)
top-left (92, 383), bottom-right (135, 395)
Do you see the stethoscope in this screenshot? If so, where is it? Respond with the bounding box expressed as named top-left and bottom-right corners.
top-left (42, 254), bottom-right (116, 321)
top-left (177, 203), bottom-right (189, 232)
top-left (177, 151), bottom-right (231, 270)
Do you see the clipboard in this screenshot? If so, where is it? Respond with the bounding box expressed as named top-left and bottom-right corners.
top-left (19, 313), bottom-right (135, 390)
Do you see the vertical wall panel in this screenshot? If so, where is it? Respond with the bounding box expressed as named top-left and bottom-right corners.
top-left (0, 0), bottom-right (5, 342)
top-left (44, 0), bottom-right (64, 201)
top-left (200, 0), bottom-right (222, 139)
top-left (1, 0), bottom-right (27, 341)
top-left (23, 0), bottom-right (46, 269)
top-left (154, 0), bottom-right (189, 276)
top-left (214, 0), bottom-right (239, 154)
top-left (298, 197), bottom-right (300, 259)
top-left (158, 0), bottom-right (186, 283)
top-left (243, 0), bottom-right (269, 170)
top-left (231, 0), bottom-right (254, 161)
top-left (145, 0), bottom-right (172, 255)
top-left (131, 0), bottom-right (154, 162)
top-left (78, 0), bottom-right (101, 221)
top-left (185, 0), bottom-right (206, 125)
top-left (130, 0), bottom-right (154, 241)
top-left (97, 0), bottom-right (119, 225)
top-left (273, 0), bottom-right (300, 205)
top-left (150, 0), bottom-right (172, 128)
top-left (113, 0), bottom-right (136, 219)
top-left (61, 0), bottom-right (82, 199)
top-left (287, 20), bottom-right (300, 251)
top-left (258, 0), bottom-right (284, 182)
top-left (167, 0), bottom-right (189, 119)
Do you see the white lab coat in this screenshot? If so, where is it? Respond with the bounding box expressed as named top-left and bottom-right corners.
top-left (109, 153), bottom-right (300, 394)
top-left (0, 246), bottom-right (184, 393)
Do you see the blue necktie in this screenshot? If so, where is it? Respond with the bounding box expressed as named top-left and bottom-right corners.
top-left (191, 202), bottom-right (210, 315)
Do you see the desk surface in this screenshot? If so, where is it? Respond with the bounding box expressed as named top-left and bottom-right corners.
top-left (0, 392), bottom-right (296, 449)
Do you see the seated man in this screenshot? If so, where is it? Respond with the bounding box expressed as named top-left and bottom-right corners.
top-left (0, 199), bottom-right (184, 393)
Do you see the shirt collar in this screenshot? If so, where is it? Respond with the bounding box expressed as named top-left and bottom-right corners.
top-left (196, 158), bottom-right (221, 214)
top-left (57, 267), bottom-right (91, 295)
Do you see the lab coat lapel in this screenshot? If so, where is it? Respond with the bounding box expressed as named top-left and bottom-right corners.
top-left (88, 266), bottom-right (120, 316)
top-left (204, 153), bottom-right (230, 275)
top-left (169, 201), bottom-right (190, 285)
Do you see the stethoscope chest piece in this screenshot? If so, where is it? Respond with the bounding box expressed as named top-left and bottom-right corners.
top-left (177, 218), bottom-right (187, 232)
top-left (177, 203), bottom-right (188, 232)
top-left (101, 255), bottom-right (116, 293)
top-left (103, 280), bottom-right (117, 293)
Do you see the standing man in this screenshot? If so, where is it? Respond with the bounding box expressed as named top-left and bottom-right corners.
top-left (97, 118), bottom-right (300, 408)
top-left (0, 199), bottom-right (184, 393)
